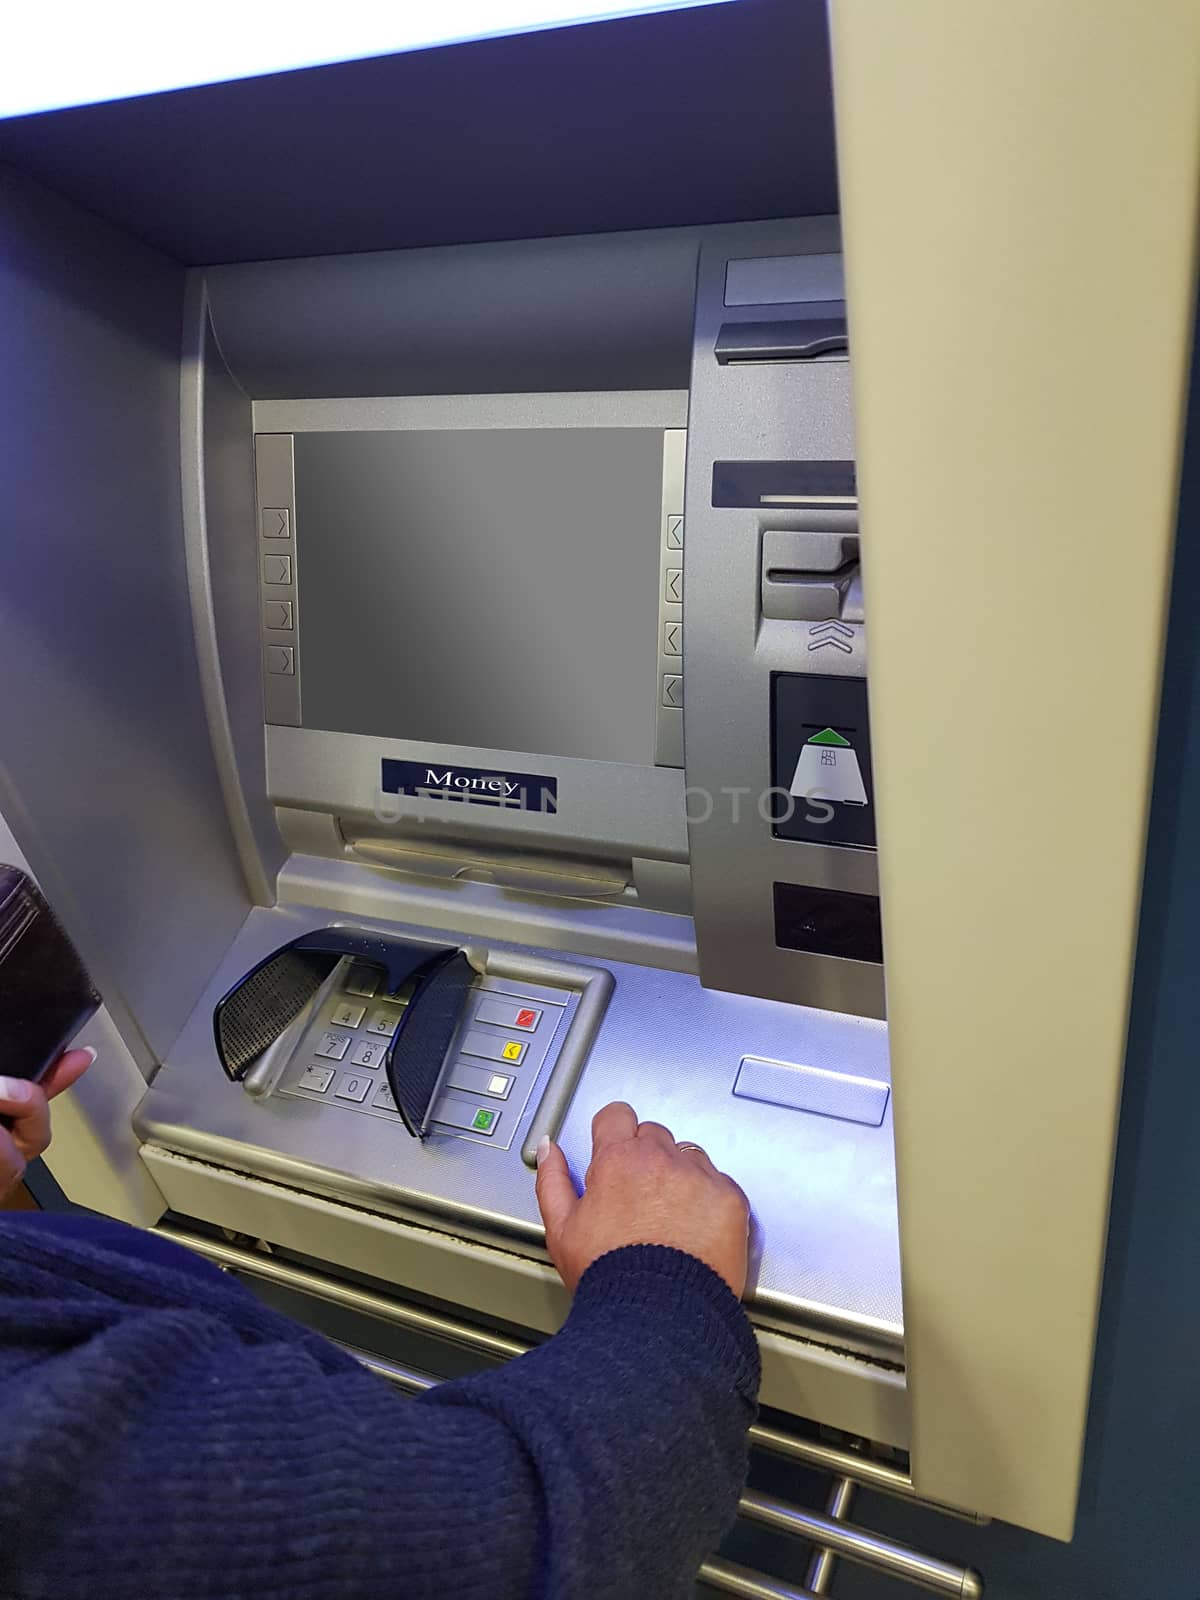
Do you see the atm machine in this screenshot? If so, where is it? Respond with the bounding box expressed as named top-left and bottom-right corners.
top-left (138, 218), bottom-right (935, 1594)
top-left (2, 4), bottom-right (1198, 1596)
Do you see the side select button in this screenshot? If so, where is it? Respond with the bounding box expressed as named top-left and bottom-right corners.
top-left (261, 508), bottom-right (291, 539)
top-left (475, 998), bottom-right (542, 1033)
top-left (432, 1099), bottom-right (502, 1137)
top-left (462, 1030), bottom-right (526, 1065)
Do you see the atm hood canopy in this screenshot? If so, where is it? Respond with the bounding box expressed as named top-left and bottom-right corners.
top-left (0, 0), bottom-right (836, 264)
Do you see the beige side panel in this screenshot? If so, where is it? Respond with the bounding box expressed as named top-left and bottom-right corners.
top-left (830, 0), bottom-right (1200, 1537)
top-left (142, 1147), bottom-right (910, 1445)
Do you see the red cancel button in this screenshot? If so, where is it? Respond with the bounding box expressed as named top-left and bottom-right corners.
top-left (515, 1008), bottom-right (540, 1031)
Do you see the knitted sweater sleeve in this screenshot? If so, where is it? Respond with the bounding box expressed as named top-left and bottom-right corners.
top-left (0, 1221), bottom-right (759, 1600)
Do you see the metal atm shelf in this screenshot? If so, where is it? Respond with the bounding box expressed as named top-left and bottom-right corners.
top-left (135, 901), bottom-right (902, 1358)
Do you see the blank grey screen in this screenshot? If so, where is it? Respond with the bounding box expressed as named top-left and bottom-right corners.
top-left (293, 429), bottom-right (663, 765)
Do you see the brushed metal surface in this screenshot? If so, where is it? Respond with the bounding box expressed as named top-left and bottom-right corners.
top-left (206, 228), bottom-right (707, 399)
top-left (253, 390), bottom-right (689, 434)
top-left (725, 253), bottom-right (846, 308)
top-left (655, 429), bottom-right (687, 766)
top-left (136, 898), bottom-right (901, 1345)
top-left (681, 218), bottom-right (884, 1018)
top-left (0, 166), bottom-right (249, 1063)
top-left (734, 1055), bottom-right (889, 1126)
top-left (181, 275), bottom-right (284, 904)
top-left (254, 433), bottom-right (301, 728)
top-left (266, 724), bottom-right (690, 864)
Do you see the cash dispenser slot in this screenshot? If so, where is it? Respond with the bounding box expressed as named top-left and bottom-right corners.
top-left (344, 831), bottom-right (632, 902)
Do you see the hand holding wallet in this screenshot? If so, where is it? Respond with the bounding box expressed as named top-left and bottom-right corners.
top-left (0, 865), bottom-right (100, 1085)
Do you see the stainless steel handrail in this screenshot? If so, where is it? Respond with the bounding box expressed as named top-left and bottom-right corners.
top-left (699, 1557), bottom-right (821, 1599)
top-left (158, 1226), bottom-right (986, 1598)
top-left (740, 1493), bottom-right (983, 1600)
top-left (332, 1340), bottom-right (984, 1600)
top-left (748, 1423), bottom-right (987, 1524)
top-left (157, 1225), bottom-right (529, 1361)
top-left (331, 1342), bottom-right (433, 1395)
top-left (805, 1475), bottom-right (856, 1594)
top-left (155, 1228), bottom-right (963, 1509)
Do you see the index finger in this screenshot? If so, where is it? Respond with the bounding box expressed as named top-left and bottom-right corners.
top-left (590, 1101), bottom-right (638, 1160)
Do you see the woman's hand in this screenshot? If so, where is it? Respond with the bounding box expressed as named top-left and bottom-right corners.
top-left (0, 1048), bottom-right (96, 1199)
top-left (535, 1101), bottom-right (751, 1297)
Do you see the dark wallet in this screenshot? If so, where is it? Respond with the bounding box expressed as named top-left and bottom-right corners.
top-left (0, 865), bottom-right (100, 1084)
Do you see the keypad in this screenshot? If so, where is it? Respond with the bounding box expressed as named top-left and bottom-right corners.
top-left (279, 959), bottom-right (568, 1149)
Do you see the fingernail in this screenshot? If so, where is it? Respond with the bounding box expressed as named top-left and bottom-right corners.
top-left (0, 1077), bottom-right (32, 1104)
top-left (536, 1136), bottom-right (551, 1167)
top-left (80, 1047), bottom-right (98, 1066)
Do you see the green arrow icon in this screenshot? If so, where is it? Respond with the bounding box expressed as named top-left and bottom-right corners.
top-left (806, 727), bottom-right (852, 748)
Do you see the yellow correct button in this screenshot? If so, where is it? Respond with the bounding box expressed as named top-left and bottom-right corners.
top-left (502, 1041), bottom-right (523, 1062)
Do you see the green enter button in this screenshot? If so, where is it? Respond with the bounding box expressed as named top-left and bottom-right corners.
top-left (472, 1108), bottom-right (497, 1133)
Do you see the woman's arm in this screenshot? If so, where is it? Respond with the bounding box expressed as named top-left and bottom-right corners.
top-left (0, 1102), bottom-right (758, 1600)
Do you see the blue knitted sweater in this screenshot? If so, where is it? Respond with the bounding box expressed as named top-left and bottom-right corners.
top-left (0, 1215), bottom-right (760, 1600)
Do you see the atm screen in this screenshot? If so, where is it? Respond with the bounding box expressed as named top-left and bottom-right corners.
top-left (290, 428), bottom-right (665, 765)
